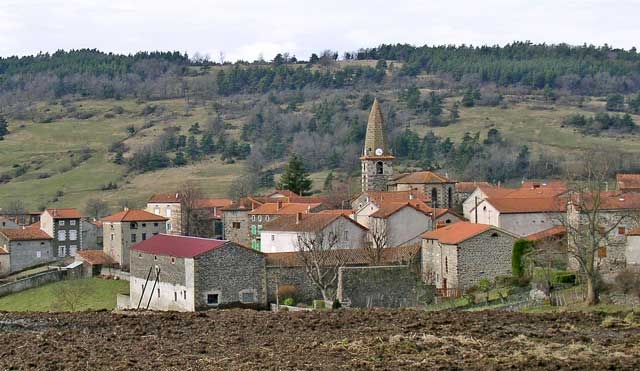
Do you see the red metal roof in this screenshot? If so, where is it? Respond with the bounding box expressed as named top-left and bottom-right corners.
top-left (131, 234), bottom-right (231, 258)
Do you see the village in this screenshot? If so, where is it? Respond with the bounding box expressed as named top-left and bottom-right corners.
top-left (1, 98), bottom-right (639, 312)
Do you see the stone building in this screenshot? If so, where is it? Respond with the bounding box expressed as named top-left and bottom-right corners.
top-left (221, 201), bottom-right (252, 247)
top-left (102, 209), bottom-right (167, 269)
top-left (0, 228), bottom-right (54, 276)
top-left (361, 98), bottom-right (394, 192)
top-left (259, 213), bottom-right (367, 253)
top-left (129, 234), bottom-right (266, 312)
top-left (81, 220), bottom-right (103, 250)
top-left (39, 208), bottom-right (83, 257)
top-left (366, 202), bottom-right (435, 247)
top-left (422, 222), bottom-right (519, 294)
top-left (392, 171), bottom-right (457, 209)
top-left (626, 228), bottom-right (640, 267)
top-left (146, 193), bottom-right (182, 235)
top-left (0, 217), bottom-right (19, 230)
top-left (248, 202), bottom-right (324, 251)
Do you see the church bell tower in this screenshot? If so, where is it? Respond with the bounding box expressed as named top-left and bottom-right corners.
top-left (361, 98), bottom-right (394, 192)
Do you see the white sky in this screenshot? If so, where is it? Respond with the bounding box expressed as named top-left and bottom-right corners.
top-left (1, 0), bottom-right (638, 61)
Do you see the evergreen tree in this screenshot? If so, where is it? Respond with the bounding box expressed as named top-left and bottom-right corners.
top-left (186, 135), bottom-right (201, 160)
top-left (174, 151), bottom-right (187, 166)
top-left (113, 151), bottom-right (124, 165)
top-left (0, 115), bottom-right (8, 140)
top-left (606, 94), bottom-right (625, 111)
top-left (278, 154), bottom-right (312, 195)
top-left (461, 88), bottom-right (475, 107)
top-left (200, 133), bottom-right (215, 154)
top-left (449, 102), bottom-right (460, 122)
top-left (515, 145), bottom-right (530, 177)
top-left (323, 171), bottom-right (335, 192)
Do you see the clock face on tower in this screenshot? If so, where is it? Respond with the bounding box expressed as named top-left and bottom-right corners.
top-left (375, 148), bottom-right (383, 156)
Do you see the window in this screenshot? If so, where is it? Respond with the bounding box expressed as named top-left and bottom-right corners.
top-left (70, 220), bottom-right (76, 226)
top-left (251, 225), bottom-right (257, 235)
top-left (130, 222), bottom-right (138, 229)
top-left (58, 246), bottom-right (66, 257)
top-left (265, 215), bottom-right (270, 221)
top-left (166, 208), bottom-right (172, 217)
top-left (207, 293), bottom-right (219, 305)
top-left (598, 246), bottom-right (607, 258)
top-left (154, 206), bottom-right (160, 215)
top-left (240, 290), bottom-right (255, 303)
top-left (138, 253), bottom-right (142, 258)
top-left (445, 256), bottom-right (448, 273)
top-left (142, 223), bottom-right (146, 228)
top-left (491, 232), bottom-right (499, 237)
top-left (167, 222), bottom-right (172, 231)
top-left (258, 215), bottom-right (262, 222)
top-left (110, 233), bottom-right (115, 241)
top-left (174, 292), bottom-right (177, 301)
top-left (171, 257), bottom-right (176, 264)
top-left (232, 222), bottom-right (241, 229)
top-left (343, 230), bottom-right (349, 241)
top-left (36, 251), bottom-right (42, 258)
top-left (183, 291), bottom-right (187, 300)
top-left (271, 234), bottom-right (275, 241)
top-left (251, 215), bottom-right (256, 221)
top-left (131, 234), bottom-right (137, 243)
top-left (57, 230), bottom-right (66, 241)
top-left (69, 230), bottom-right (77, 241)
top-left (376, 161), bottom-right (383, 174)
top-left (154, 255), bottom-right (158, 261)
top-left (618, 227), bottom-right (626, 235)
top-left (157, 288), bottom-right (160, 298)
top-left (69, 245), bottom-right (77, 256)
top-left (58, 220), bottom-right (65, 226)
top-left (142, 233), bottom-right (147, 241)
top-left (154, 222), bottom-right (159, 227)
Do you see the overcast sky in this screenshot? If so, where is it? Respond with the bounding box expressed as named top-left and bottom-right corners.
top-left (1, 0), bottom-right (638, 61)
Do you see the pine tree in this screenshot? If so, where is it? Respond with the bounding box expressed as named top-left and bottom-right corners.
top-left (278, 154), bottom-right (312, 195)
top-left (0, 115), bottom-right (9, 140)
top-left (186, 135), bottom-right (201, 160)
top-left (174, 151), bottom-right (187, 166)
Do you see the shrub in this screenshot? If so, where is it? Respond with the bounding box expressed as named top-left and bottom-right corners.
top-left (282, 297), bottom-right (295, 306)
top-left (614, 270), bottom-right (640, 296)
top-left (277, 284), bottom-right (298, 300)
top-left (552, 271), bottom-right (576, 285)
top-left (512, 239), bottom-right (533, 278)
top-left (332, 299), bottom-right (342, 309)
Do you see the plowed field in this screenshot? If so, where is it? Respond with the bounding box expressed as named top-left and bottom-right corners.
top-left (1, 309), bottom-right (639, 370)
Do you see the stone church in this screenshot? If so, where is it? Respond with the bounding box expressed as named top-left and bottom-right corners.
top-left (360, 98), bottom-right (457, 208)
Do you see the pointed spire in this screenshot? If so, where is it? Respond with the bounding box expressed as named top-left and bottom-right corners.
top-left (364, 98), bottom-right (390, 157)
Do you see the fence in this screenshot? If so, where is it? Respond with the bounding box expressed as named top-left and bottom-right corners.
top-left (550, 286), bottom-right (586, 306)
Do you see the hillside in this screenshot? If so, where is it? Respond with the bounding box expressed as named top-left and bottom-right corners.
top-left (1, 45), bottom-right (640, 212)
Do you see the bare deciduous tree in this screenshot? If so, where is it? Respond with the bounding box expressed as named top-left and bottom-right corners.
top-left (85, 198), bottom-right (110, 220)
top-left (179, 181), bottom-right (204, 237)
top-left (365, 218), bottom-right (390, 265)
top-left (295, 224), bottom-right (345, 301)
top-left (560, 155), bottom-right (639, 305)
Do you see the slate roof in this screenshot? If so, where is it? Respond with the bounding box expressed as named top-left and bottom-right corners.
top-left (421, 222), bottom-right (496, 244)
top-left (131, 234), bottom-right (230, 258)
top-left (102, 209), bottom-right (169, 222)
top-left (45, 208), bottom-right (82, 219)
top-left (0, 228), bottom-right (53, 241)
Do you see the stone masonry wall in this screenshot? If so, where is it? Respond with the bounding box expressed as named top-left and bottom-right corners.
top-left (130, 252), bottom-right (186, 287)
top-left (337, 266), bottom-right (434, 308)
top-left (222, 209), bottom-right (250, 247)
top-left (8, 239), bottom-right (55, 273)
top-left (457, 230), bottom-right (517, 290)
top-left (193, 243), bottom-right (265, 310)
top-left (265, 265), bottom-right (322, 303)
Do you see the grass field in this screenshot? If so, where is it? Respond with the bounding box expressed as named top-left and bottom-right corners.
top-left (0, 277), bottom-right (128, 312)
top-left (1, 89), bottom-right (639, 212)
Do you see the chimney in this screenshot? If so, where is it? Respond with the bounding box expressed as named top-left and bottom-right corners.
top-left (409, 193), bottom-right (414, 200)
top-left (123, 206), bottom-right (129, 212)
top-left (296, 212), bottom-right (302, 224)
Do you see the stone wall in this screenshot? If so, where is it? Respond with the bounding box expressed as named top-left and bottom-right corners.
top-left (1, 238), bottom-right (55, 273)
top-left (265, 265), bottom-right (322, 303)
top-left (337, 265), bottom-right (434, 308)
top-left (130, 252), bottom-right (186, 287)
top-left (193, 243), bottom-right (265, 310)
top-left (457, 230), bottom-right (516, 290)
top-left (0, 269), bottom-right (65, 298)
top-left (222, 209), bottom-right (250, 247)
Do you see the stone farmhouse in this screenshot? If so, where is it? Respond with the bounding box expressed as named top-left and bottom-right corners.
top-left (39, 208), bottom-right (83, 257)
top-left (102, 209), bottom-right (168, 270)
top-left (421, 222), bottom-right (519, 295)
top-left (0, 228), bottom-right (54, 276)
top-left (260, 213), bottom-right (367, 253)
top-left (128, 234), bottom-right (265, 311)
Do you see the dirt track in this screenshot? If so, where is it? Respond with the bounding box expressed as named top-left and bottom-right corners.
top-left (0, 309), bottom-right (639, 370)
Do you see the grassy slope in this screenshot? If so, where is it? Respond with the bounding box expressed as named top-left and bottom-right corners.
top-left (0, 278), bottom-right (128, 312)
top-left (1, 87), bottom-right (639, 211)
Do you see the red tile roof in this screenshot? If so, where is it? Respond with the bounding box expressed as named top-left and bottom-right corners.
top-left (265, 244), bottom-right (420, 267)
top-left (520, 181), bottom-right (568, 191)
top-left (318, 209), bottom-right (355, 216)
top-left (456, 182), bottom-right (493, 193)
top-left (76, 250), bottom-right (116, 265)
top-left (102, 209), bottom-right (168, 222)
top-left (45, 208), bottom-right (82, 219)
top-left (484, 196), bottom-right (566, 213)
top-left (573, 192), bottom-right (640, 210)
top-left (526, 226), bottom-right (567, 241)
top-left (148, 193), bottom-right (181, 203)
top-left (131, 234), bottom-right (231, 258)
top-left (267, 190), bottom-right (299, 198)
top-left (393, 171), bottom-right (454, 184)
top-left (421, 222), bottom-right (495, 244)
top-left (249, 202), bottom-right (322, 215)
top-left (0, 228), bottom-right (53, 241)
top-left (370, 201), bottom-right (431, 218)
top-left (617, 174), bottom-right (640, 191)
top-left (261, 214), bottom-right (367, 233)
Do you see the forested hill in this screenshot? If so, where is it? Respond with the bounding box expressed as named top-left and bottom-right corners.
top-left (1, 42), bottom-right (640, 210)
